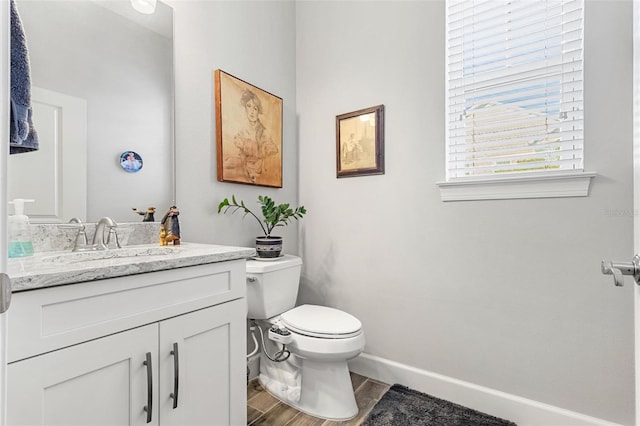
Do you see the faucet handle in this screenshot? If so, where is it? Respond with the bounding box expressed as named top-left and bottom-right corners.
top-left (59, 219), bottom-right (85, 230)
top-left (106, 226), bottom-right (121, 249)
top-left (75, 227), bottom-right (89, 246)
top-left (59, 219), bottom-right (89, 251)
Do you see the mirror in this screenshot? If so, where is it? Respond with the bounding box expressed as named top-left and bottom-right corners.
top-left (8, 0), bottom-right (174, 224)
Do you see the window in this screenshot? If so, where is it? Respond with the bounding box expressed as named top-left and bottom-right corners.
top-left (440, 0), bottom-right (592, 200)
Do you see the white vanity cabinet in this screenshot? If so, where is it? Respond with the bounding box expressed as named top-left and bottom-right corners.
top-left (5, 259), bottom-right (248, 426)
top-left (8, 322), bottom-right (159, 426)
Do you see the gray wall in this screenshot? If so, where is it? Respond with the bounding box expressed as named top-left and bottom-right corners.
top-left (172, 0), bottom-right (635, 424)
top-left (171, 1), bottom-right (299, 251)
top-left (295, 0), bottom-right (634, 424)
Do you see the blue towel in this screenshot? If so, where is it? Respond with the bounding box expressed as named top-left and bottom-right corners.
top-left (10, 0), bottom-right (38, 154)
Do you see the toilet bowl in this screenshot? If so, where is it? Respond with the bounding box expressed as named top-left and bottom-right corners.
top-left (246, 256), bottom-right (365, 420)
top-left (280, 305), bottom-right (364, 360)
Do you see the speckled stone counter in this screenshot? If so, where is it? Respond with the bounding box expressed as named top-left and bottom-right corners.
top-left (9, 243), bottom-right (256, 292)
top-left (9, 222), bottom-right (255, 292)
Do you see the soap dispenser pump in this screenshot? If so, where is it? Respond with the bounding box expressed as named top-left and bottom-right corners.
top-left (8, 198), bottom-right (35, 258)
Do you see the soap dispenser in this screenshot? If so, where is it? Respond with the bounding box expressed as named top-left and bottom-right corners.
top-left (8, 198), bottom-right (35, 258)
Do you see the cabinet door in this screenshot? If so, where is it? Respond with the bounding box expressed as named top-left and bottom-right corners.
top-left (159, 299), bottom-right (247, 426)
top-left (7, 324), bottom-right (158, 426)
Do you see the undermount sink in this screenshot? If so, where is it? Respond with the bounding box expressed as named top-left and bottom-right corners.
top-left (40, 246), bottom-right (182, 264)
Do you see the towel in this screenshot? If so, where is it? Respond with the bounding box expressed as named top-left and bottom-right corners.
top-left (10, 0), bottom-right (38, 154)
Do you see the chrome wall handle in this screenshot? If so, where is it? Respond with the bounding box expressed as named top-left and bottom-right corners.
top-left (143, 352), bottom-right (153, 423)
top-left (601, 254), bottom-right (640, 286)
top-left (169, 342), bottom-right (179, 409)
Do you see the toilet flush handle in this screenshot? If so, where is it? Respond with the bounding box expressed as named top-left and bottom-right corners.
top-left (247, 275), bottom-right (257, 283)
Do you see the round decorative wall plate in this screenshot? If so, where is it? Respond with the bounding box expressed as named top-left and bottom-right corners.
top-left (120, 151), bottom-right (143, 173)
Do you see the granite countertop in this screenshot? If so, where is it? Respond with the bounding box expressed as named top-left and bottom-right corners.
top-left (8, 243), bottom-right (256, 292)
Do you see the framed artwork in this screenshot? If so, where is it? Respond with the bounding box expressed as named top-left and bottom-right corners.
top-left (215, 69), bottom-right (283, 187)
top-left (336, 104), bottom-right (385, 178)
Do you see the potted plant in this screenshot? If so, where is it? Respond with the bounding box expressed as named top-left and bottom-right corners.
top-left (217, 195), bottom-right (307, 258)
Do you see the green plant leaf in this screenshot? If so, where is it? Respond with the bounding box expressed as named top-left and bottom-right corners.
top-left (216, 194), bottom-right (306, 237)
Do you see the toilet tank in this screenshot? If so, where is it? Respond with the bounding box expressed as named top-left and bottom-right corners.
top-left (246, 255), bottom-right (303, 319)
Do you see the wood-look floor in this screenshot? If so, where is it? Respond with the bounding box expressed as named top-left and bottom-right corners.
top-left (247, 372), bottom-right (390, 426)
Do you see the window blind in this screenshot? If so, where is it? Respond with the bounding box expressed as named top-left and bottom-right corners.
top-left (446, 0), bottom-right (584, 180)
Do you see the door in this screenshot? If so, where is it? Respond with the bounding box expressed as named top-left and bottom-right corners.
top-left (6, 324), bottom-right (158, 426)
top-left (1, 1), bottom-right (12, 425)
top-left (610, 0), bottom-right (640, 422)
top-left (159, 299), bottom-right (247, 426)
top-left (7, 87), bottom-right (87, 223)
top-left (635, 0), bottom-right (640, 422)
top-left (592, 1), bottom-right (639, 422)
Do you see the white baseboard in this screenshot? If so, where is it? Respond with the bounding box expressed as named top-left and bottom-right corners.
top-left (348, 353), bottom-right (622, 426)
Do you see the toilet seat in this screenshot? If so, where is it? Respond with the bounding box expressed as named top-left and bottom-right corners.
top-left (280, 305), bottom-right (362, 339)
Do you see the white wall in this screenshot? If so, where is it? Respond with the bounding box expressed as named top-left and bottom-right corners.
top-left (171, 0), bottom-right (634, 423)
top-left (296, 0), bottom-right (634, 424)
top-left (171, 1), bottom-right (299, 251)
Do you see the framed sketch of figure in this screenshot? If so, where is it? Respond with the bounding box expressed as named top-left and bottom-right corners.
top-left (215, 70), bottom-right (283, 188)
top-left (336, 105), bottom-right (385, 178)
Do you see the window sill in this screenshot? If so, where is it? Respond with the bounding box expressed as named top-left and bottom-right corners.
top-left (436, 171), bottom-right (597, 202)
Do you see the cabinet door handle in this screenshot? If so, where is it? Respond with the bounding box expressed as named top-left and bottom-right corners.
top-left (143, 352), bottom-right (153, 423)
top-left (169, 342), bottom-right (179, 409)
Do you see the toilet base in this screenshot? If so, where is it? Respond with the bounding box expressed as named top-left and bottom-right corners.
top-left (259, 356), bottom-right (358, 421)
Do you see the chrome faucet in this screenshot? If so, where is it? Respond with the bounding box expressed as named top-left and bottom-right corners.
top-left (92, 217), bottom-right (119, 250)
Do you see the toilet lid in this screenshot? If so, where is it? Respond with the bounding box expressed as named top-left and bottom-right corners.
top-left (280, 305), bottom-right (362, 339)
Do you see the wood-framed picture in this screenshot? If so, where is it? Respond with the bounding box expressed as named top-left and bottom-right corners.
top-left (336, 104), bottom-right (385, 178)
top-left (215, 69), bottom-right (283, 187)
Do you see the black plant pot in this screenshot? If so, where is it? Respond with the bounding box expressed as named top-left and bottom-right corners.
top-left (255, 236), bottom-right (283, 258)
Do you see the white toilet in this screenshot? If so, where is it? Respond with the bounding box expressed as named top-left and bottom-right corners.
top-left (246, 254), bottom-right (365, 421)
